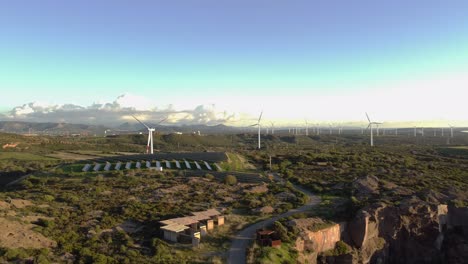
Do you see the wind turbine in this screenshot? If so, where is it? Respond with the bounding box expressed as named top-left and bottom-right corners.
top-left (449, 124), bottom-right (454, 138)
top-left (305, 120), bottom-right (309, 136)
top-left (132, 115), bottom-right (167, 154)
top-left (366, 113), bottom-right (382, 147)
top-left (250, 111), bottom-right (263, 149)
top-left (270, 122), bottom-right (275, 135)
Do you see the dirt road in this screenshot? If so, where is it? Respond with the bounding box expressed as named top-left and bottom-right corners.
top-left (227, 176), bottom-right (321, 264)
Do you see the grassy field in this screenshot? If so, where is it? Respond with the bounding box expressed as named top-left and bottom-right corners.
top-left (0, 152), bottom-right (57, 161)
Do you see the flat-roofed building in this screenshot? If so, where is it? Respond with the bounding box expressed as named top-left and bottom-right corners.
top-left (160, 224), bottom-right (190, 242)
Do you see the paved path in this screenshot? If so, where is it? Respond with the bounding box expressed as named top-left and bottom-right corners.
top-left (227, 175), bottom-right (321, 264)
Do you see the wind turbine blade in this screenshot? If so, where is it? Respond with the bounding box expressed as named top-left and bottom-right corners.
top-left (132, 115), bottom-right (150, 130)
top-left (157, 117), bottom-right (168, 124)
top-left (249, 123), bottom-right (258, 127)
top-left (258, 111), bottom-right (263, 123)
top-left (366, 124), bottom-right (371, 130)
top-left (365, 112), bottom-right (371, 123)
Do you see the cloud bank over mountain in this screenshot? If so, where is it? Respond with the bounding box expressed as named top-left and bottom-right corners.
top-left (1, 94), bottom-right (242, 127)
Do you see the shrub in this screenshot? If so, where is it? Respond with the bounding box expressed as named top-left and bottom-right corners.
top-left (224, 175), bottom-right (237, 185)
top-left (205, 173), bottom-right (215, 181)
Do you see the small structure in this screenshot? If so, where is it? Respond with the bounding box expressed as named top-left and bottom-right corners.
top-left (150, 166), bottom-right (163, 172)
top-left (256, 229), bottom-right (281, 248)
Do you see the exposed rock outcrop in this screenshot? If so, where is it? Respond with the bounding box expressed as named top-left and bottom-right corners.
top-left (352, 175), bottom-right (380, 199)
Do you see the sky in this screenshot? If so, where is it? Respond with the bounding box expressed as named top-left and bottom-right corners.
top-left (1, 0), bottom-right (468, 126)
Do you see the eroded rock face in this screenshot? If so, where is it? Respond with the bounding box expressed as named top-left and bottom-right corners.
top-left (346, 197), bottom-right (468, 264)
top-left (290, 218), bottom-right (342, 264)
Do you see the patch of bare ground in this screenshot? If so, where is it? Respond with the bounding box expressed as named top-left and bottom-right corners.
top-left (0, 217), bottom-right (56, 249)
top-left (10, 199), bottom-right (33, 208)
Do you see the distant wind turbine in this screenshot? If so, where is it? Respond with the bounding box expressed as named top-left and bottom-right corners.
top-left (305, 120), bottom-right (309, 136)
top-left (270, 122), bottom-right (275, 135)
top-left (366, 113), bottom-right (382, 147)
top-left (250, 111), bottom-right (263, 149)
top-left (449, 124), bottom-right (454, 138)
top-left (132, 115), bottom-right (167, 154)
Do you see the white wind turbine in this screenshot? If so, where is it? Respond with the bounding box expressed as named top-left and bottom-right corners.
top-left (366, 113), bottom-right (382, 147)
top-left (132, 115), bottom-right (167, 154)
top-left (448, 124), bottom-right (454, 138)
top-left (305, 120), bottom-right (309, 136)
top-left (270, 122), bottom-right (275, 135)
top-left (250, 111), bottom-right (263, 149)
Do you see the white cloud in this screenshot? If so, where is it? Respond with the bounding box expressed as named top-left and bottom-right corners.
top-left (2, 94), bottom-right (242, 127)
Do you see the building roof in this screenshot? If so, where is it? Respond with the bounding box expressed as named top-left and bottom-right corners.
top-left (160, 216), bottom-right (199, 226)
top-left (160, 224), bottom-right (190, 233)
top-left (191, 209), bottom-right (221, 218)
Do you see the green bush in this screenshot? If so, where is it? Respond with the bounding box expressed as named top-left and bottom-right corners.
top-left (205, 173), bottom-right (215, 181)
top-left (224, 175), bottom-right (237, 185)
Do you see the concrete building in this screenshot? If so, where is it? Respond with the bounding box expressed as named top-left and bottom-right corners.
top-left (161, 224), bottom-right (190, 242)
top-left (159, 209), bottom-right (224, 243)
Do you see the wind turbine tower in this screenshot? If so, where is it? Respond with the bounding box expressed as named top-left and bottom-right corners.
top-left (250, 111), bottom-right (263, 149)
top-left (305, 120), bottom-right (309, 136)
top-left (132, 115), bottom-right (166, 154)
top-left (449, 124), bottom-right (454, 138)
top-left (366, 113), bottom-right (382, 147)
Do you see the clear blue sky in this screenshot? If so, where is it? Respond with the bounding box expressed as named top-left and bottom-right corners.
top-left (1, 1), bottom-right (468, 122)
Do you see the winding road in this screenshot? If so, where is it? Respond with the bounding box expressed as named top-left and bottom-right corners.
top-left (227, 175), bottom-right (321, 264)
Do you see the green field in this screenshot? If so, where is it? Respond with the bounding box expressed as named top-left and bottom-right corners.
top-left (0, 152), bottom-right (57, 161)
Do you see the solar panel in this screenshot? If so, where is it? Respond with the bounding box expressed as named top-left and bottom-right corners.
top-left (204, 161), bottom-right (212, 170)
top-left (82, 164), bottom-right (91, 172)
top-left (146, 161), bottom-right (151, 168)
top-left (136, 162), bottom-right (141, 168)
top-left (93, 163), bottom-right (101, 171)
top-left (194, 161), bottom-right (202, 170)
top-left (125, 162), bottom-right (132, 169)
top-left (175, 160), bottom-right (181, 169)
top-left (184, 160), bottom-right (191, 169)
top-left (165, 161), bottom-right (171, 168)
top-left (115, 162), bottom-right (122, 170)
top-left (214, 163), bottom-right (222, 171)
top-left (104, 162), bottom-right (111, 171)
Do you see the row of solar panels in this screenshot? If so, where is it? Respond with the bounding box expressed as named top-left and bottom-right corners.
top-left (81, 160), bottom-right (223, 172)
top-left (89, 152), bottom-right (228, 164)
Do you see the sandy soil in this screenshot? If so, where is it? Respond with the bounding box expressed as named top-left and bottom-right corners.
top-left (0, 217), bottom-right (56, 249)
